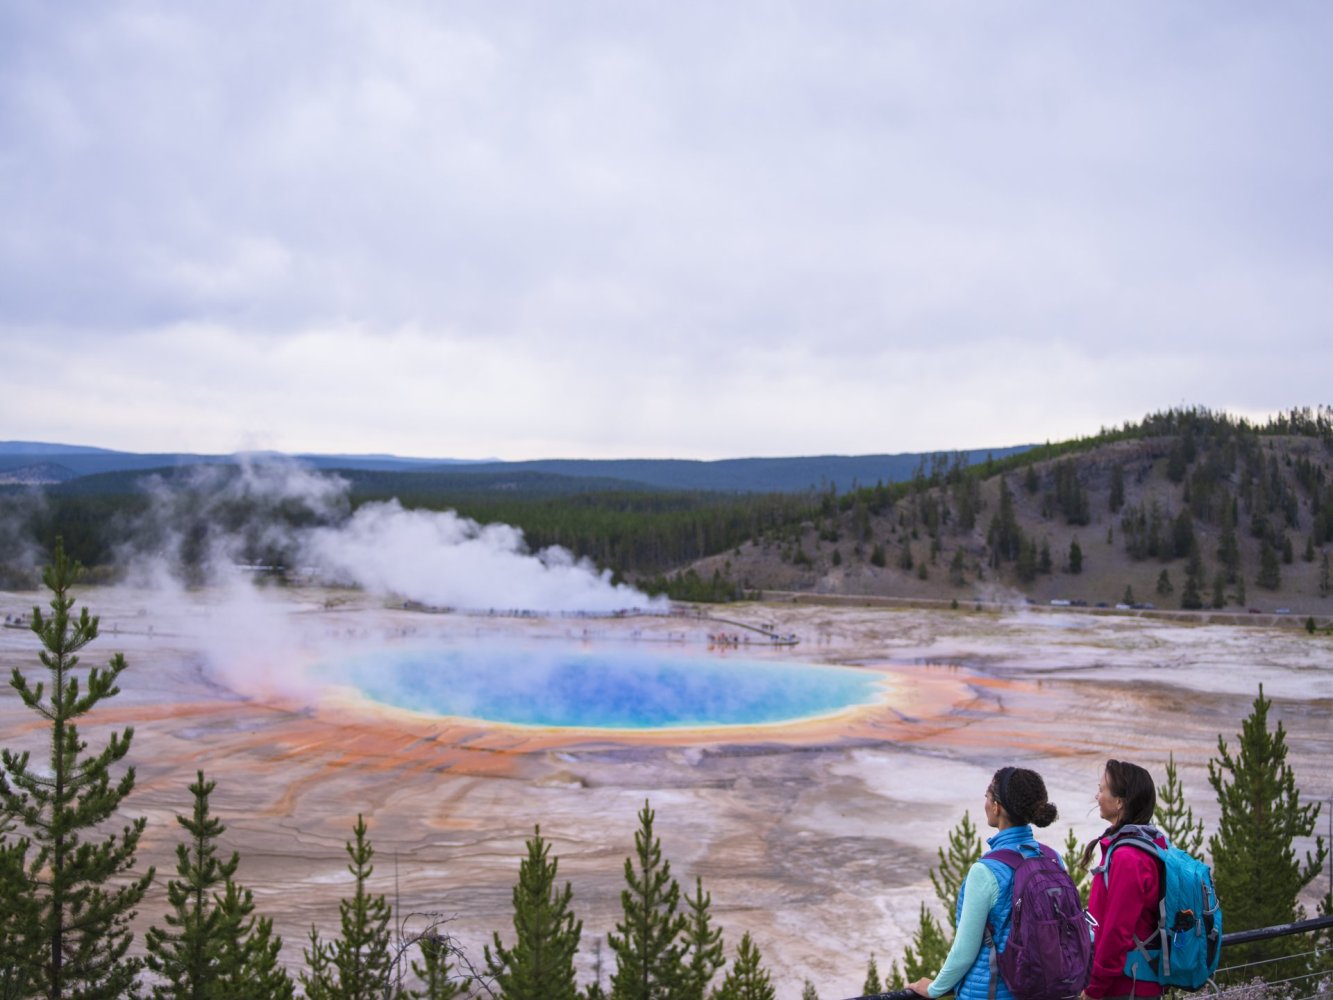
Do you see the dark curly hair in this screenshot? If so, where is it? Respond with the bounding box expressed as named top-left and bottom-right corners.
top-left (990, 766), bottom-right (1059, 827)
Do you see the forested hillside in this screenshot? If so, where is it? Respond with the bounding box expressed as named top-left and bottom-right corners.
top-left (0, 469), bottom-right (822, 591)
top-left (680, 408), bottom-right (1333, 612)
top-left (2, 407), bottom-right (1331, 611)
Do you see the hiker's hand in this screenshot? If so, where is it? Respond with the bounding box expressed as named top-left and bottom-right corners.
top-left (909, 977), bottom-right (933, 996)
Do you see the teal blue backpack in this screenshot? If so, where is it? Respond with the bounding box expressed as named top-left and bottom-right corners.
top-left (1100, 827), bottom-right (1223, 991)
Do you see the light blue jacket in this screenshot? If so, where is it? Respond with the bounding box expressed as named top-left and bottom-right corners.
top-left (929, 825), bottom-right (1047, 1000)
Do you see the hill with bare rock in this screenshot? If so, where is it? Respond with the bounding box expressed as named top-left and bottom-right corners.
top-left (678, 408), bottom-right (1333, 617)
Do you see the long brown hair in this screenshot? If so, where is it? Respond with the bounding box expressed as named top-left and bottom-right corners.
top-left (1079, 758), bottom-right (1156, 871)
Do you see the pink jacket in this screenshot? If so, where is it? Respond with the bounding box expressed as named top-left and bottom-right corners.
top-left (1085, 832), bottom-right (1164, 999)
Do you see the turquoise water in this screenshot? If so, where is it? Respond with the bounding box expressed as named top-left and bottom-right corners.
top-left (322, 644), bottom-right (884, 729)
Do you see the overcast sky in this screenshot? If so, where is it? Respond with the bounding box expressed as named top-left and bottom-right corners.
top-left (2, 2), bottom-right (1330, 460)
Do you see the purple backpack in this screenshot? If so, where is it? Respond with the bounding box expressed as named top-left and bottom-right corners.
top-left (984, 844), bottom-right (1092, 1000)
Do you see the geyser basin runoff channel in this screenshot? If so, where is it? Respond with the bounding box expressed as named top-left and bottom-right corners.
top-left (321, 643), bottom-right (890, 730)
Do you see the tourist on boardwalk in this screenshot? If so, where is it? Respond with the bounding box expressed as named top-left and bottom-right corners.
top-left (908, 766), bottom-right (1062, 1000)
top-left (1078, 760), bottom-right (1163, 1000)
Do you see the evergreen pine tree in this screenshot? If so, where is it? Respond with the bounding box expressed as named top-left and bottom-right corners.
top-left (1172, 508), bottom-right (1195, 559)
top-left (1109, 465), bottom-right (1125, 514)
top-left (145, 770), bottom-right (235, 998)
top-left (338, 815), bottom-right (394, 999)
top-left (801, 980), bottom-right (819, 1000)
top-left (485, 825), bottom-right (582, 1000)
top-left (929, 811), bottom-right (982, 927)
top-left (0, 540), bottom-right (154, 999)
top-left (949, 548), bottom-right (967, 586)
top-left (1156, 570), bottom-right (1173, 596)
top-left (987, 478), bottom-right (1022, 566)
top-left (1211, 570), bottom-right (1227, 608)
top-left (1180, 544), bottom-right (1204, 609)
top-left (213, 879), bottom-right (294, 1000)
top-left (301, 928), bottom-right (337, 1000)
top-left (1154, 754), bottom-right (1205, 857)
top-left (1257, 542), bottom-right (1281, 590)
top-left (1316, 890), bottom-right (1333, 981)
top-left (0, 815), bottom-right (40, 998)
top-left (1218, 516), bottom-right (1240, 583)
top-left (1208, 686), bottom-right (1328, 974)
top-left (1024, 464), bottom-right (1040, 494)
top-left (679, 878), bottom-right (723, 1000)
top-left (861, 954), bottom-right (882, 995)
top-left (712, 933), bottom-right (774, 1000)
top-left (1068, 538), bottom-right (1083, 574)
top-left (1167, 442), bottom-right (1188, 484)
top-left (408, 933), bottom-right (466, 999)
top-left (1060, 828), bottom-right (1091, 907)
top-left (151, 779), bottom-right (292, 1000)
top-left (301, 815), bottom-right (395, 1000)
top-left (898, 905), bottom-right (949, 983)
top-left (608, 801), bottom-right (686, 1000)
top-left (1016, 537), bottom-right (1037, 583)
top-left (1321, 551), bottom-right (1330, 598)
top-left (890, 816), bottom-right (986, 992)
top-left (866, 811), bottom-right (970, 1000)
top-left (1146, 501), bottom-right (1163, 560)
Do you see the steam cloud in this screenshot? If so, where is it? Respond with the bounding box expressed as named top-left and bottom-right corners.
top-left (117, 458), bottom-right (664, 614)
top-left (304, 500), bottom-right (659, 614)
top-left (0, 489), bottom-right (46, 588)
top-left (3, 458), bottom-right (666, 707)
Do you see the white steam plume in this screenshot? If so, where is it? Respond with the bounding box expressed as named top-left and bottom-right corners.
top-left (303, 499), bottom-right (664, 614)
top-left (116, 458), bottom-right (663, 613)
top-left (86, 458), bottom-right (664, 702)
top-left (0, 489), bottom-right (48, 589)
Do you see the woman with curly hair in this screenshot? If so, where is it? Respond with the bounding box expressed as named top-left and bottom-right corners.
top-left (909, 766), bottom-right (1062, 1000)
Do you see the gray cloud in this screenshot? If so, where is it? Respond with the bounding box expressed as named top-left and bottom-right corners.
top-left (1, 2), bottom-right (1330, 457)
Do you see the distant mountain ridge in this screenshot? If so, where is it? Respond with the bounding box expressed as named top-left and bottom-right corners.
top-left (0, 441), bottom-right (122, 455)
top-left (0, 441), bottom-right (1036, 494)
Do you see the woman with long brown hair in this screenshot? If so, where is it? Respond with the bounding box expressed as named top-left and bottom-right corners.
top-left (1079, 759), bottom-right (1164, 1000)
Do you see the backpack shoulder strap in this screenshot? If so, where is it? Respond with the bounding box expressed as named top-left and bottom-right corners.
top-left (1098, 831), bottom-right (1164, 888)
top-left (984, 847), bottom-right (1023, 871)
top-left (985, 840), bottom-right (1052, 868)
